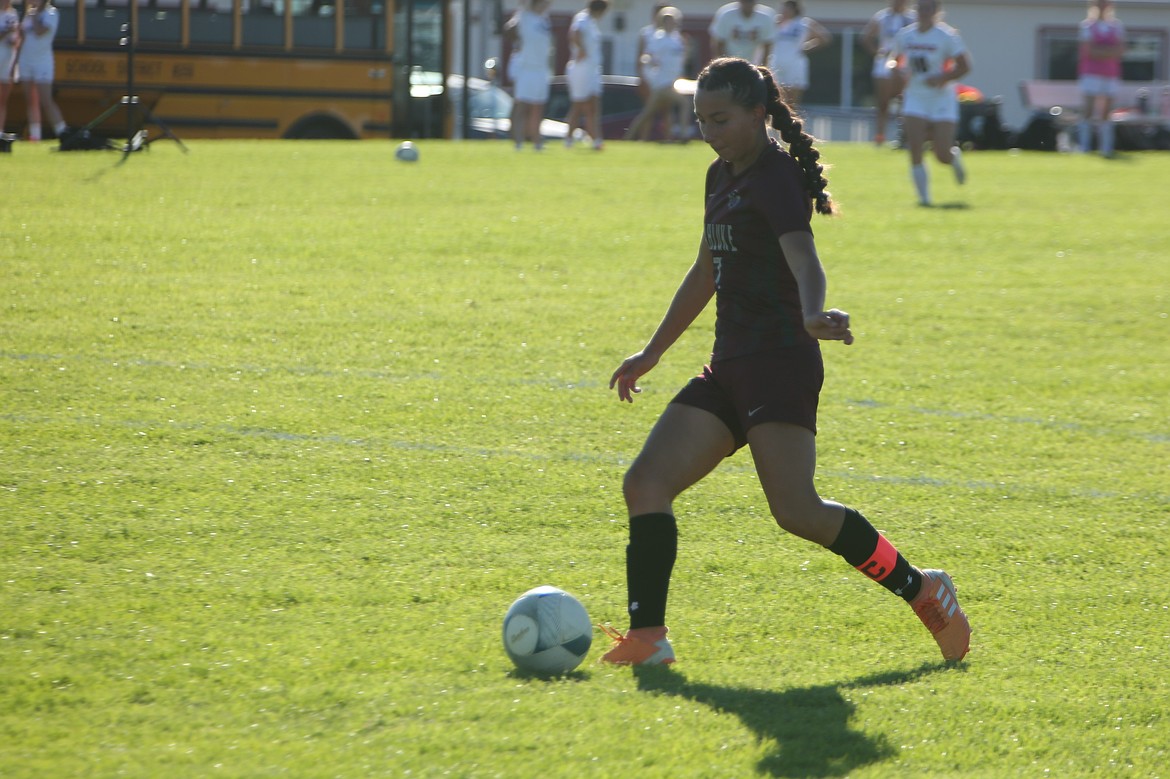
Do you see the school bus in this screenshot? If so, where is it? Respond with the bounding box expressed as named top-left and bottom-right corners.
top-left (8, 0), bottom-right (449, 140)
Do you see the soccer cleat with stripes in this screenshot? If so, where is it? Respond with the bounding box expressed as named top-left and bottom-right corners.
top-left (598, 625), bottom-right (675, 666)
top-left (911, 569), bottom-right (971, 662)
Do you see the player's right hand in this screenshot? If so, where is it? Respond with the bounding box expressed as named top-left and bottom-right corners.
top-left (609, 351), bottom-right (660, 403)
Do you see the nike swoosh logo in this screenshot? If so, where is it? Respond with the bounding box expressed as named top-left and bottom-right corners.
top-left (748, 405), bottom-right (765, 417)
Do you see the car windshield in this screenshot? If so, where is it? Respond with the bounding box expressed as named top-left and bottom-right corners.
top-left (468, 84), bottom-right (512, 120)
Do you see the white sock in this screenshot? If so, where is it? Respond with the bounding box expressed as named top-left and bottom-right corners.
top-left (54, 120), bottom-right (67, 135)
top-left (951, 147), bottom-right (966, 185)
top-left (29, 122), bottom-right (41, 141)
top-left (912, 163), bottom-right (930, 205)
top-left (1098, 121), bottom-right (1115, 156)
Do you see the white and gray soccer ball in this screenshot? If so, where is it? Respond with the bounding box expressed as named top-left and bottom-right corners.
top-left (395, 141), bottom-right (419, 162)
top-left (502, 585), bottom-right (593, 675)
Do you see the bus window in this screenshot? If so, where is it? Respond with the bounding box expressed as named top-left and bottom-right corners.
top-left (140, 1), bottom-right (182, 44)
top-left (244, 0), bottom-right (286, 47)
top-left (288, 0), bottom-right (331, 49)
top-left (56, 0), bottom-right (78, 38)
top-left (86, 1), bottom-right (129, 42)
top-left (192, 0), bottom-right (234, 45)
top-left (344, 0), bottom-right (385, 52)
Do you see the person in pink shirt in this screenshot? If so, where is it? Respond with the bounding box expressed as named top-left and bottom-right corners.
top-left (1, 0), bottom-right (19, 141)
top-left (1077, 0), bottom-right (1126, 156)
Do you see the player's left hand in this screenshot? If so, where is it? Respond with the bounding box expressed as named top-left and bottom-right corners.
top-left (804, 309), bottom-right (854, 345)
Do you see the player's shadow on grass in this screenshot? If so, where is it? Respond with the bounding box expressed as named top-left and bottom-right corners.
top-left (633, 661), bottom-right (949, 777)
top-left (921, 201), bottom-right (971, 210)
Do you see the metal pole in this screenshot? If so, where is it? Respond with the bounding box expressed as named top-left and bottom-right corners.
top-left (403, 0), bottom-right (414, 136)
top-left (460, 0), bottom-right (471, 139)
top-left (124, 16), bottom-right (136, 147)
top-left (840, 26), bottom-right (854, 111)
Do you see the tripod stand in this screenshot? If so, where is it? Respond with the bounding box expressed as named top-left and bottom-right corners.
top-left (74, 17), bottom-right (187, 160)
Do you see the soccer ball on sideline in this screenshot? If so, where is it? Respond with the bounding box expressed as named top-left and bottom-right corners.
top-left (502, 585), bottom-right (593, 675)
top-left (395, 141), bottom-right (419, 162)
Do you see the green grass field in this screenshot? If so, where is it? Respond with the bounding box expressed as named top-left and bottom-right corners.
top-left (2, 139), bottom-right (1169, 778)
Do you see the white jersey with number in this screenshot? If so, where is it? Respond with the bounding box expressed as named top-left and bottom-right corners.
top-left (890, 22), bottom-right (965, 98)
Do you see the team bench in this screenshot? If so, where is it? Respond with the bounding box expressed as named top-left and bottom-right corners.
top-left (1020, 79), bottom-right (1170, 123)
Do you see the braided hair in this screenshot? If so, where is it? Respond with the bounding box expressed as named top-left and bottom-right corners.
top-left (696, 57), bottom-right (835, 216)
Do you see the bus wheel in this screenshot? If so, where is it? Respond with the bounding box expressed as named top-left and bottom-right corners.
top-left (284, 115), bottom-right (359, 140)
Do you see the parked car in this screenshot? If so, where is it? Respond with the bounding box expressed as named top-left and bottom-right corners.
top-left (546, 74), bottom-right (698, 141)
top-left (443, 74), bottom-right (569, 140)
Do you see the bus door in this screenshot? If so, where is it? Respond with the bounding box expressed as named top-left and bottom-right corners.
top-left (393, 0), bottom-right (447, 138)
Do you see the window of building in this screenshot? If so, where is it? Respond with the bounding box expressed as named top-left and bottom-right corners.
top-left (1039, 26), bottom-right (1167, 81)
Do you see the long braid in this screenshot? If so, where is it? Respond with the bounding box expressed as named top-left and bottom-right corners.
top-left (697, 58), bottom-right (836, 216)
top-left (758, 66), bottom-right (835, 215)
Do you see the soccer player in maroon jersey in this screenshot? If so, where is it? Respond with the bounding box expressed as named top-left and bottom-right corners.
top-left (600, 57), bottom-right (970, 666)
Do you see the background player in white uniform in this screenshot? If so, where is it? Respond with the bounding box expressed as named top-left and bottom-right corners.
top-left (626, 7), bottom-right (689, 141)
top-left (889, 0), bottom-right (970, 206)
top-left (1, 0), bottom-right (19, 139)
top-left (18, 0), bottom-right (67, 141)
top-left (767, 1), bottom-right (832, 108)
top-left (636, 7), bottom-right (658, 102)
top-left (861, 0), bottom-right (916, 144)
top-left (709, 0), bottom-right (775, 65)
top-left (503, 0), bottom-right (553, 151)
top-left (564, 0), bottom-right (608, 149)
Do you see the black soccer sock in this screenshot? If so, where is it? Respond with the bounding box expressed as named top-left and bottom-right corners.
top-left (625, 512), bottom-right (678, 629)
top-left (828, 507), bottom-right (922, 602)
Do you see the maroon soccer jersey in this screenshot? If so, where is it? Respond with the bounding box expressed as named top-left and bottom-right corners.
top-left (703, 141), bottom-right (816, 361)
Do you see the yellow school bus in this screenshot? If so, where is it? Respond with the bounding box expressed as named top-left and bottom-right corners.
top-left (11, 0), bottom-right (448, 139)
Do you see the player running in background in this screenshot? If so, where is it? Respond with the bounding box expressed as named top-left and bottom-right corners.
top-left (626, 7), bottom-right (689, 142)
top-left (888, 0), bottom-right (971, 206)
top-left (861, 0), bottom-right (916, 145)
top-left (1077, 0), bottom-right (1126, 157)
top-left (600, 56), bottom-right (971, 667)
top-left (767, 0), bottom-right (833, 110)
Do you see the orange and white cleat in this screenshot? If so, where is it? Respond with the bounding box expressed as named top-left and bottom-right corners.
top-left (911, 569), bottom-right (971, 662)
top-left (598, 625), bottom-right (675, 666)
